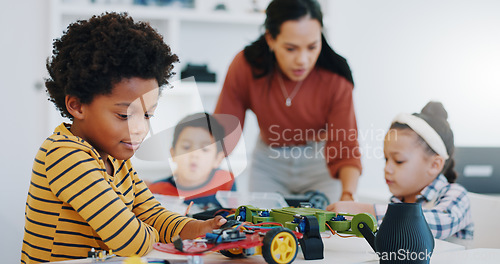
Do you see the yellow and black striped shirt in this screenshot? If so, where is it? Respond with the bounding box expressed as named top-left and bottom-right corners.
top-left (21, 123), bottom-right (192, 263)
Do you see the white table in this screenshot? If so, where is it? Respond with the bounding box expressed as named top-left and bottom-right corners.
top-left (50, 234), bottom-right (481, 264)
top-left (429, 248), bottom-right (500, 264)
top-left (145, 233), bottom-right (466, 264)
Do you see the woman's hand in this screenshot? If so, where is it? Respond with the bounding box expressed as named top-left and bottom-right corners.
top-left (179, 215), bottom-right (227, 239)
top-left (340, 191), bottom-right (354, 201)
top-left (326, 201), bottom-right (375, 216)
top-left (337, 166), bottom-right (360, 202)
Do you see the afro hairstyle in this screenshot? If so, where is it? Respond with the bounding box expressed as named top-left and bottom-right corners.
top-left (45, 12), bottom-right (179, 119)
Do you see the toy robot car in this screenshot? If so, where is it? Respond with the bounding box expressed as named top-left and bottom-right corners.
top-left (154, 204), bottom-right (377, 264)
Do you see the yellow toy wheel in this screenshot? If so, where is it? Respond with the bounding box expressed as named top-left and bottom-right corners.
top-left (220, 247), bottom-right (246, 258)
top-left (262, 227), bottom-right (298, 264)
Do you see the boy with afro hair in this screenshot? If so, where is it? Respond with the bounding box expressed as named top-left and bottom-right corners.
top-left (21, 12), bottom-right (226, 263)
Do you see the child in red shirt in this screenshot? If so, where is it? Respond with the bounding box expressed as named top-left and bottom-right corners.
top-left (148, 112), bottom-right (236, 210)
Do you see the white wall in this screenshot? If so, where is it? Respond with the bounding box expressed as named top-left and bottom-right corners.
top-left (2, 0), bottom-right (500, 263)
top-left (327, 0), bottom-right (500, 199)
top-left (0, 0), bottom-right (50, 262)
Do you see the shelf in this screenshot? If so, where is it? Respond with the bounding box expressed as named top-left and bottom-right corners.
top-left (161, 81), bottom-right (222, 96)
top-left (179, 10), bottom-right (265, 25)
top-left (56, 2), bottom-right (265, 25)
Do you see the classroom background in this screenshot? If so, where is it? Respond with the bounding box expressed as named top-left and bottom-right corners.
top-left (1, 0), bottom-right (500, 263)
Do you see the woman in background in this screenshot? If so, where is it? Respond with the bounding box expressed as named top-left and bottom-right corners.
top-left (214, 0), bottom-right (361, 203)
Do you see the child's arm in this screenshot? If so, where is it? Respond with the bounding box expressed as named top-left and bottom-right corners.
top-left (326, 201), bottom-right (376, 216)
top-left (45, 144), bottom-right (189, 257)
top-left (131, 171), bottom-right (227, 240)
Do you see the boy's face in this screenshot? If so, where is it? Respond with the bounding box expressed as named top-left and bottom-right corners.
top-left (383, 129), bottom-right (438, 202)
top-left (70, 77), bottom-right (159, 161)
top-left (171, 127), bottom-right (224, 186)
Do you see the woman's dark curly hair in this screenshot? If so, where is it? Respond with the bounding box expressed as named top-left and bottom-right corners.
top-left (46, 12), bottom-right (179, 119)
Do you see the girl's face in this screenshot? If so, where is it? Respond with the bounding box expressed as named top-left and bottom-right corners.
top-left (383, 129), bottom-right (443, 202)
top-left (266, 16), bottom-right (322, 82)
top-left (171, 127), bottom-right (224, 187)
top-left (69, 77), bottom-right (159, 161)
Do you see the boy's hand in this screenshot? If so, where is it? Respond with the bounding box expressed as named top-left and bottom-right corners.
top-left (202, 215), bottom-right (227, 233)
top-left (179, 216), bottom-right (227, 239)
top-left (326, 201), bottom-right (375, 216)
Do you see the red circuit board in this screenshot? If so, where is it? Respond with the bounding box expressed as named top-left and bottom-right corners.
top-left (153, 232), bottom-right (262, 256)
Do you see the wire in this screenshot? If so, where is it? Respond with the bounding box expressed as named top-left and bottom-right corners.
top-left (179, 221), bottom-right (283, 254)
top-left (249, 222), bottom-right (283, 227)
top-left (226, 221), bottom-right (251, 231)
top-left (214, 208), bottom-right (236, 216)
top-left (336, 233), bottom-right (357, 238)
top-left (182, 232), bottom-right (224, 254)
top-left (325, 222), bottom-right (356, 238)
top-left (243, 225), bottom-right (276, 230)
top-left (184, 222), bottom-right (250, 254)
top-left (185, 239), bottom-right (208, 252)
top-left (184, 201), bottom-right (194, 216)
top-left (321, 233), bottom-right (332, 239)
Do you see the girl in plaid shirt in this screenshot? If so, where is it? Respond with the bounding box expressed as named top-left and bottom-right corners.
top-left (327, 102), bottom-right (473, 242)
